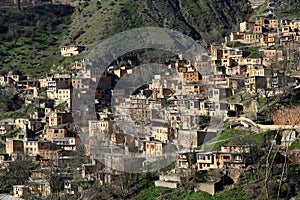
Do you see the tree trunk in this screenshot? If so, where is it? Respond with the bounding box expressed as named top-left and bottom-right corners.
top-left (17, 0), bottom-right (21, 11)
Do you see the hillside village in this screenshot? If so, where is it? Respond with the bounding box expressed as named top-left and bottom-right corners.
top-left (0, 5), bottom-right (300, 200)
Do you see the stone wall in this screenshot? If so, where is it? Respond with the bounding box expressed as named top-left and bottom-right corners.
top-left (154, 174), bottom-right (181, 189)
top-left (194, 182), bottom-right (216, 195)
top-left (159, 174), bottom-right (181, 183)
top-left (155, 180), bottom-right (178, 189)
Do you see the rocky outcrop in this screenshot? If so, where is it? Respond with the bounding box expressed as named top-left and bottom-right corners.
top-left (226, 168), bottom-right (242, 183)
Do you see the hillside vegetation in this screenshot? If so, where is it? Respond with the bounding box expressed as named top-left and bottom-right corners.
top-left (0, 0), bottom-right (254, 77)
top-left (64, 0), bottom-right (253, 50)
top-left (0, 4), bottom-right (74, 78)
top-left (0, 0), bottom-right (14, 6)
top-left (1, 0), bottom-right (299, 78)
top-left (251, 0), bottom-right (300, 21)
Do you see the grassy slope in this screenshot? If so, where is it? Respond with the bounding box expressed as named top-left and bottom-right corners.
top-left (131, 185), bottom-right (247, 200)
top-left (64, 0), bottom-right (253, 51)
top-left (203, 129), bottom-right (270, 151)
top-left (0, 4), bottom-right (74, 78)
top-left (250, 0), bottom-right (300, 21)
top-left (0, 0), bottom-right (253, 77)
top-left (1, 0), bottom-right (299, 78)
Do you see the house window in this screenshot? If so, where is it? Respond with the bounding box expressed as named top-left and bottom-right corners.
top-left (223, 155), bottom-right (230, 160)
top-left (198, 155), bottom-right (205, 160)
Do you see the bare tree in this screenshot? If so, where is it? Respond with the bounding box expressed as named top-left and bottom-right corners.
top-left (17, 0), bottom-right (21, 11)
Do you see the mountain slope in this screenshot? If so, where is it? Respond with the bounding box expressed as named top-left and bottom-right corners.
top-left (251, 0), bottom-right (300, 21)
top-left (0, 4), bottom-right (74, 78)
top-left (64, 0), bottom-right (253, 50)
